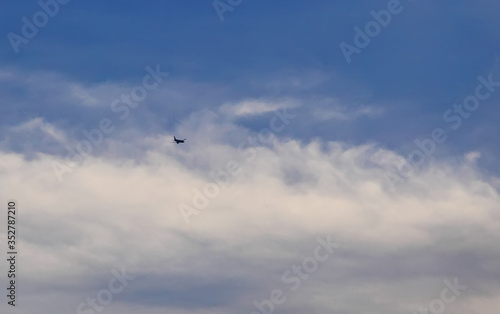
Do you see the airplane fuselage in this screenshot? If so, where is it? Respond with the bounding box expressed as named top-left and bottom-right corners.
top-left (173, 136), bottom-right (186, 144)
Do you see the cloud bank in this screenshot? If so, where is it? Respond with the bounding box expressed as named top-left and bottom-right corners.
top-left (0, 67), bottom-right (499, 314)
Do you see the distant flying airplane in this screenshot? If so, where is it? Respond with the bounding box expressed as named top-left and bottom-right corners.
top-left (172, 136), bottom-right (186, 144)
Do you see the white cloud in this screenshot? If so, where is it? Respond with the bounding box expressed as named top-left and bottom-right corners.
top-left (311, 98), bottom-right (383, 121)
top-left (10, 117), bottom-right (67, 143)
top-left (1, 130), bottom-right (499, 313)
top-left (219, 99), bottom-right (298, 117)
top-left (0, 67), bottom-right (498, 314)
top-left (465, 151), bottom-right (481, 163)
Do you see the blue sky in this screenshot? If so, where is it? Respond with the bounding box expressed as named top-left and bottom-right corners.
top-left (1, 1), bottom-right (500, 313)
top-left (2, 0), bottom-right (500, 159)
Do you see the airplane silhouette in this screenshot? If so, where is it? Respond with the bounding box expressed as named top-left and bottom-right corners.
top-left (172, 136), bottom-right (186, 144)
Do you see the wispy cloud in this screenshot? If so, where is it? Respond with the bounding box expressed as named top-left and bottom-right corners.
top-left (310, 97), bottom-right (384, 121)
top-left (10, 117), bottom-right (67, 143)
top-left (219, 99), bottom-right (298, 118)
